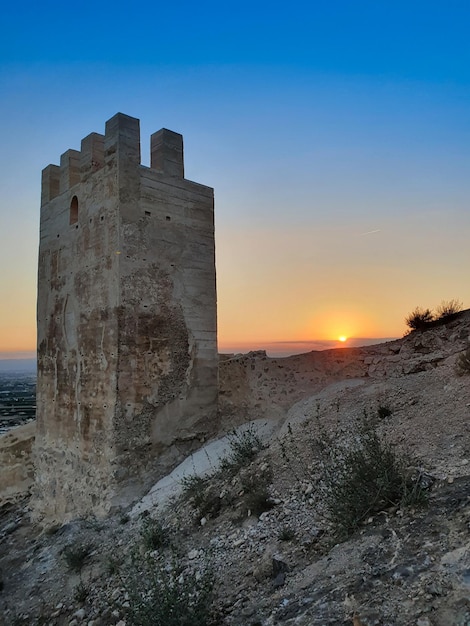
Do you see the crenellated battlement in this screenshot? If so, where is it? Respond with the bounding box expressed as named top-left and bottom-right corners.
top-left (41, 113), bottom-right (185, 205)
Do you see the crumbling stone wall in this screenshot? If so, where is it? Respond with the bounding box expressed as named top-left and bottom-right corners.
top-left (218, 311), bottom-right (470, 426)
top-left (33, 114), bottom-right (218, 523)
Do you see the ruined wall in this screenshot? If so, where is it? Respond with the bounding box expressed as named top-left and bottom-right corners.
top-left (218, 311), bottom-right (470, 426)
top-left (33, 114), bottom-right (217, 522)
top-left (0, 422), bottom-right (35, 506)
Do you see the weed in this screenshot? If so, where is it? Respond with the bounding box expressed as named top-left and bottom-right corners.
top-left (435, 299), bottom-right (462, 320)
top-left (405, 300), bottom-right (463, 332)
top-left (377, 405), bottom-right (392, 419)
top-left (181, 473), bottom-right (209, 502)
top-left (74, 580), bottom-right (88, 603)
top-left (405, 307), bottom-right (433, 331)
top-left (244, 484), bottom-right (274, 517)
top-left (63, 543), bottom-right (92, 573)
top-left (240, 469), bottom-right (274, 516)
top-left (181, 473), bottom-right (222, 518)
top-left (140, 517), bottom-right (169, 551)
top-left (220, 424), bottom-right (265, 474)
top-left (278, 526), bottom-right (295, 541)
top-left (124, 552), bottom-right (216, 626)
top-left (119, 512), bottom-right (130, 525)
top-left (321, 423), bottom-right (426, 538)
top-left (455, 346), bottom-right (470, 376)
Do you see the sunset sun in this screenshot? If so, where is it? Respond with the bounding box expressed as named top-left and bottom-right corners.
top-left (338, 336), bottom-right (348, 343)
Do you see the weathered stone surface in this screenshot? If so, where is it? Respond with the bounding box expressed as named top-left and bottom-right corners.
top-left (0, 421), bottom-right (35, 505)
top-left (32, 113), bottom-right (218, 523)
top-left (218, 310), bottom-right (470, 427)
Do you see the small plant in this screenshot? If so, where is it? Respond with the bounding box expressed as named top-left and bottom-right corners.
top-left (435, 299), bottom-right (463, 320)
top-left (140, 517), bottom-right (169, 551)
top-left (455, 346), bottom-right (470, 376)
top-left (220, 424), bottom-right (265, 473)
top-left (181, 473), bottom-right (222, 518)
top-left (405, 307), bottom-right (433, 331)
top-left (119, 512), bottom-right (130, 525)
top-left (243, 483), bottom-right (274, 517)
top-left (321, 422), bottom-right (426, 538)
top-left (63, 543), bottom-right (92, 573)
top-left (125, 552), bottom-right (216, 626)
top-left (377, 404), bottom-right (392, 419)
top-left (278, 526), bottom-right (295, 541)
top-left (181, 473), bottom-right (209, 502)
top-left (74, 580), bottom-right (88, 603)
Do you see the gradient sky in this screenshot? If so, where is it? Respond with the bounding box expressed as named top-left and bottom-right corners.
top-left (1, 0), bottom-right (469, 357)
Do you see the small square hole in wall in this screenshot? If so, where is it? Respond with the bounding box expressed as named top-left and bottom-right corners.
top-left (145, 211), bottom-right (151, 216)
top-left (100, 216), bottom-right (104, 221)
top-left (166, 215), bottom-right (171, 221)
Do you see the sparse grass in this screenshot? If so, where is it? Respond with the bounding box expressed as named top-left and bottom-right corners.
top-left (181, 473), bottom-right (207, 498)
top-left (73, 580), bottom-right (88, 603)
top-left (140, 517), bottom-right (169, 551)
top-left (405, 299), bottom-right (463, 333)
top-left (242, 479), bottom-right (274, 517)
top-left (455, 346), bottom-right (470, 376)
top-left (63, 543), bottom-right (92, 573)
top-left (377, 404), bottom-right (392, 420)
top-left (180, 425), bottom-right (271, 523)
top-left (321, 422), bottom-right (427, 538)
top-left (405, 307), bottom-right (434, 331)
top-left (125, 552), bottom-right (216, 626)
top-left (181, 473), bottom-right (223, 518)
top-left (435, 299), bottom-right (463, 320)
top-left (278, 526), bottom-right (295, 541)
top-left (219, 424), bottom-right (265, 474)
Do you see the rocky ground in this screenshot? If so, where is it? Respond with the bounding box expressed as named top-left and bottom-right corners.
top-left (1, 316), bottom-right (470, 626)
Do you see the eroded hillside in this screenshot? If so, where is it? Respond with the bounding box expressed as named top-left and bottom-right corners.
top-left (1, 312), bottom-right (470, 625)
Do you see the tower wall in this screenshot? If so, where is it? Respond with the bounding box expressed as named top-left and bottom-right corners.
top-left (33, 113), bottom-right (218, 522)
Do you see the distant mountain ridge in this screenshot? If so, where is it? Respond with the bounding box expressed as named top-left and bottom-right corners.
top-left (0, 359), bottom-right (36, 372)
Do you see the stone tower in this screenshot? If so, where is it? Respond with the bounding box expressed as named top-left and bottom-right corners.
top-left (34, 113), bottom-right (218, 522)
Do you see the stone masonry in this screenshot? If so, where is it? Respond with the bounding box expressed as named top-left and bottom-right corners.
top-left (33, 113), bottom-right (218, 522)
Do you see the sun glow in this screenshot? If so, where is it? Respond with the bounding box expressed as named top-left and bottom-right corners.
top-left (338, 336), bottom-right (348, 342)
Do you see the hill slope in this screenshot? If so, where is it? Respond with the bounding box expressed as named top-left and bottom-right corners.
top-left (1, 312), bottom-right (470, 625)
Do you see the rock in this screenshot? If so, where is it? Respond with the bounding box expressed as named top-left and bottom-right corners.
top-left (272, 554), bottom-right (289, 578)
top-left (272, 572), bottom-right (286, 588)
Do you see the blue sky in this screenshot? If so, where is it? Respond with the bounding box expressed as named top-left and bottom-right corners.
top-left (1, 0), bottom-right (469, 356)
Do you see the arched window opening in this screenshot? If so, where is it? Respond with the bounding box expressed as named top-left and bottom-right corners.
top-left (70, 195), bottom-right (79, 225)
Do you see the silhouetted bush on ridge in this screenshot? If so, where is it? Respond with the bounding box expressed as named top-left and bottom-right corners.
top-left (405, 300), bottom-right (463, 332)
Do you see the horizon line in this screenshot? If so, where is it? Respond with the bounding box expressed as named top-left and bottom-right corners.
top-left (0, 336), bottom-right (401, 360)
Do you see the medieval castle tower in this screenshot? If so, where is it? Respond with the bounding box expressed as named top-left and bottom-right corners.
top-left (33, 113), bottom-right (218, 522)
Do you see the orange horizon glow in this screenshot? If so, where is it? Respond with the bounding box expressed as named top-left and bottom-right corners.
top-left (0, 332), bottom-right (36, 354)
